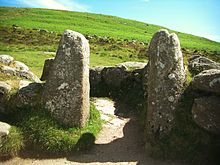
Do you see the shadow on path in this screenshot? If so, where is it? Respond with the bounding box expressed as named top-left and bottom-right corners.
top-left (67, 118), bottom-right (151, 164)
top-left (1, 99), bottom-right (184, 165)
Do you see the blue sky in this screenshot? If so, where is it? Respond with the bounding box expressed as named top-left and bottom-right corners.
top-left (0, 0), bottom-right (220, 42)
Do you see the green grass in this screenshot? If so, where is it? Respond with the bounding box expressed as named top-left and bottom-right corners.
top-left (0, 7), bottom-right (219, 77)
top-left (1, 102), bottom-right (102, 155)
top-left (0, 126), bottom-right (24, 157)
top-left (0, 7), bottom-right (220, 52)
top-left (0, 24), bottom-right (147, 76)
top-left (0, 50), bottom-right (54, 77)
top-left (19, 103), bottom-right (102, 153)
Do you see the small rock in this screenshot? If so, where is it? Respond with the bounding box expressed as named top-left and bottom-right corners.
top-left (0, 81), bottom-right (11, 94)
top-left (0, 82), bottom-right (11, 114)
top-left (192, 69), bottom-right (220, 94)
top-left (18, 71), bottom-right (41, 83)
top-left (1, 65), bottom-right (17, 76)
top-left (0, 121), bottom-right (11, 138)
top-left (10, 83), bottom-right (44, 109)
top-left (43, 52), bottom-right (56, 55)
top-left (0, 55), bottom-right (14, 65)
top-left (19, 80), bottom-right (32, 89)
top-left (14, 61), bottom-right (29, 72)
top-left (188, 55), bottom-right (220, 75)
top-left (117, 62), bottom-right (147, 70)
top-left (192, 96), bottom-right (220, 134)
top-left (39, 29), bottom-right (49, 33)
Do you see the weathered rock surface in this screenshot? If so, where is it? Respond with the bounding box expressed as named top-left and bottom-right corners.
top-left (19, 80), bottom-right (32, 89)
top-left (0, 82), bottom-right (11, 114)
top-left (0, 121), bottom-right (11, 138)
top-left (90, 66), bottom-right (105, 96)
top-left (14, 61), bottom-right (29, 72)
top-left (40, 58), bottom-right (54, 81)
top-left (102, 66), bottom-right (127, 88)
top-left (42, 30), bottom-right (90, 127)
top-left (117, 61), bottom-right (147, 70)
top-left (17, 70), bottom-right (41, 83)
top-left (1, 65), bottom-right (17, 76)
top-left (146, 29), bottom-right (186, 140)
top-left (192, 69), bottom-right (220, 94)
top-left (0, 81), bottom-right (11, 94)
top-left (192, 96), bottom-right (220, 134)
top-left (0, 55), bottom-right (14, 65)
top-left (9, 83), bottom-right (44, 110)
top-left (142, 64), bottom-right (149, 98)
top-left (188, 55), bottom-right (220, 75)
top-left (0, 55), bottom-right (40, 83)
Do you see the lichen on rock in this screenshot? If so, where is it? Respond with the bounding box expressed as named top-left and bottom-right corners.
top-left (42, 30), bottom-right (90, 127)
top-left (145, 29), bottom-right (186, 141)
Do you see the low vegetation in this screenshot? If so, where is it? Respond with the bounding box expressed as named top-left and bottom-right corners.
top-left (0, 7), bottom-right (220, 77)
top-left (0, 103), bottom-right (102, 156)
top-left (0, 126), bottom-right (23, 157)
top-left (1, 7), bottom-right (220, 52)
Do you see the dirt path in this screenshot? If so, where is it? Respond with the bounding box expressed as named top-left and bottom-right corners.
top-left (1, 98), bottom-right (184, 165)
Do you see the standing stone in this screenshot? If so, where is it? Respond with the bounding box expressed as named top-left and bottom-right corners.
top-left (146, 29), bottom-right (185, 141)
top-left (42, 30), bottom-right (90, 127)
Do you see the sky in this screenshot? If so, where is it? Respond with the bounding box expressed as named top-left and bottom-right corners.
top-left (0, 0), bottom-right (220, 42)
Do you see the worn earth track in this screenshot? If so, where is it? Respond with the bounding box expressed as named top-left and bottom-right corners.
top-left (1, 98), bottom-right (184, 165)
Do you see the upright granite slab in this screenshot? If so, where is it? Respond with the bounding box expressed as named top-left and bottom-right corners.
top-left (42, 30), bottom-right (90, 127)
top-left (146, 29), bottom-right (185, 141)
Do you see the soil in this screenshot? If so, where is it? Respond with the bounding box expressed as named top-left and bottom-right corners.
top-left (1, 98), bottom-right (184, 165)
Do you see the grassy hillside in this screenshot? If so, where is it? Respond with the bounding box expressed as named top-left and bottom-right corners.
top-left (0, 7), bottom-right (220, 51)
top-left (0, 7), bottom-right (220, 77)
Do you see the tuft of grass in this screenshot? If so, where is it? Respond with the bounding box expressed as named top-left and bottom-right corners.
top-left (0, 126), bottom-right (24, 157)
top-left (16, 103), bottom-right (102, 153)
top-left (186, 70), bottom-right (193, 85)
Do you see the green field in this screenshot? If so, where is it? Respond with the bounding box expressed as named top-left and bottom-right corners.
top-left (0, 7), bottom-right (220, 76)
top-left (1, 7), bottom-right (220, 51)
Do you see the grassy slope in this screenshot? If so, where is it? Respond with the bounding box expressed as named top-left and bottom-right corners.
top-left (0, 7), bottom-right (220, 77)
top-left (0, 7), bottom-right (220, 52)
